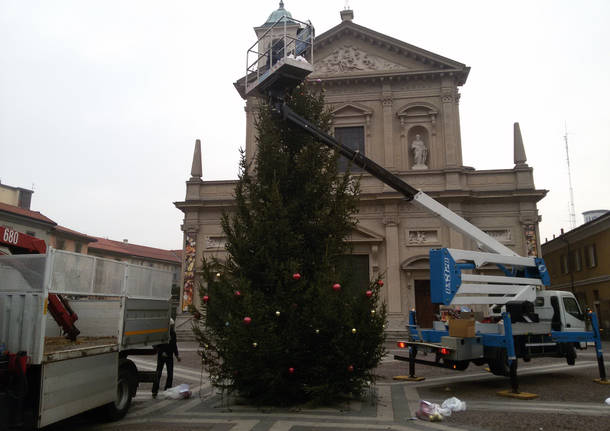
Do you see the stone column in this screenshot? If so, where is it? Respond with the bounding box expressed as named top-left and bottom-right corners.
top-left (384, 207), bottom-right (401, 314)
top-left (440, 76), bottom-right (460, 168)
top-left (454, 91), bottom-right (463, 166)
top-left (382, 84), bottom-right (394, 169)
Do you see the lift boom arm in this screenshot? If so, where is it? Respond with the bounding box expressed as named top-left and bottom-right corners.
top-left (281, 103), bottom-right (517, 257)
top-left (280, 102), bottom-right (551, 306)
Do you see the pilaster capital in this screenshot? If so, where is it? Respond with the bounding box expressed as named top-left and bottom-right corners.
top-left (383, 215), bottom-right (399, 227)
top-left (185, 226), bottom-right (200, 236)
top-left (441, 88), bottom-right (458, 103)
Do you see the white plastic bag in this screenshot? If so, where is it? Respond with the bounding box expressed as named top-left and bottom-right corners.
top-left (163, 383), bottom-right (192, 400)
top-left (439, 397), bottom-right (467, 417)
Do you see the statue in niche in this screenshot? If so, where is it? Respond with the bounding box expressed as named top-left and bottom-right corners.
top-left (411, 134), bottom-right (428, 169)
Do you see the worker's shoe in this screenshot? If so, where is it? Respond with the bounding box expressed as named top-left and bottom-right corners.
top-left (152, 393), bottom-right (157, 399)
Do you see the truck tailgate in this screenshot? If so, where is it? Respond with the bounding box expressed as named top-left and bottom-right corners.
top-left (121, 298), bottom-right (170, 349)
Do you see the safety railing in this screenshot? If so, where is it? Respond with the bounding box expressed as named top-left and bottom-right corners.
top-left (245, 15), bottom-right (314, 96)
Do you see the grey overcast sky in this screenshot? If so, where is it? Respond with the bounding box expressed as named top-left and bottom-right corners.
top-left (1, 0), bottom-right (609, 250)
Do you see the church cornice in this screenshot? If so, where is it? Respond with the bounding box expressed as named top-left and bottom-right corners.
top-left (307, 69), bottom-right (465, 88)
top-left (358, 188), bottom-right (548, 203)
top-left (174, 199), bottom-right (236, 213)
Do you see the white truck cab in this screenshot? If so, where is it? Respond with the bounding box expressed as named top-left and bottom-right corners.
top-left (534, 290), bottom-right (586, 332)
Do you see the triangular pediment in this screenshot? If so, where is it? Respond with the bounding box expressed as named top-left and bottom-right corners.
top-left (311, 21), bottom-right (469, 83)
top-left (347, 225), bottom-right (384, 244)
top-left (331, 102), bottom-right (373, 118)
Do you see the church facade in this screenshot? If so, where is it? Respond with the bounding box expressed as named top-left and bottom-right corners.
top-left (175, 6), bottom-right (547, 338)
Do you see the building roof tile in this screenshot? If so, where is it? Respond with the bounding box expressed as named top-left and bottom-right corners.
top-left (54, 225), bottom-right (98, 242)
top-left (0, 202), bottom-right (57, 226)
top-left (89, 237), bottom-right (181, 264)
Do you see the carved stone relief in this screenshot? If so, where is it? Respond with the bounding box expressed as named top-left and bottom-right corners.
top-left (482, 229), bottom-right (512, 243)
top-left (205, 235), bottom-right (227, 250)
top-left (406, 229), bottom-right (439, 245)
top-left (316, 45), bottom-right (405, 74)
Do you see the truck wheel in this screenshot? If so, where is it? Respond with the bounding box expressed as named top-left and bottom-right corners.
top-left (565, 345), bottom-right (577, 366)
top-left (488, 349), bottom-right (510, 376)
top-left (105, 367), bottom-right (133, 421)
top-left (443, 359), bottom-right (469, 371)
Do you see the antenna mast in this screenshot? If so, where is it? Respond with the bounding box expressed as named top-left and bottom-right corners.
top-left (564, 123), bottom-right (577, 230)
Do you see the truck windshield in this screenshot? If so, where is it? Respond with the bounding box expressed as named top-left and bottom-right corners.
top-left (562, 297), bottom-right (584, 320)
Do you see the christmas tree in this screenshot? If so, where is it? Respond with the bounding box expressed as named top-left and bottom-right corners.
top-left (192, 85), bottom-right (387, 405)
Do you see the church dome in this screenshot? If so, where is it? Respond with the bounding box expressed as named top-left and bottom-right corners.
top-left (263, 1), bottom-right (294, 26)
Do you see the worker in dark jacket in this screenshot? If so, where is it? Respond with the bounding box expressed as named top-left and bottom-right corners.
top-left (152, 319), bottom-right (180, 398)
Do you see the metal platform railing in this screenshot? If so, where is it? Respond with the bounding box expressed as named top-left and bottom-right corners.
top-left (245, 16), bottom-right (314, 96)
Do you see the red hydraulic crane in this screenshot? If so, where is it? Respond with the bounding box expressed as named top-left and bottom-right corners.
top-left (0, 226), bottom-right (80, 340)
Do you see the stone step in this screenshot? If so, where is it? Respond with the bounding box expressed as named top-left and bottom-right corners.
top-left (175, 329), bottom-right (197, 342)
top-left (174, 315), bottom-right (197, 342)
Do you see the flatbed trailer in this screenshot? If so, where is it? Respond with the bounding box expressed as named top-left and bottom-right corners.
top-left (0, 248), bottom-right (173, 428)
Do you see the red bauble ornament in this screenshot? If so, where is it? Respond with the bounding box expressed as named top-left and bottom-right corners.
top-left (203, 295), bottom-right (209, 303)
top-left (243, 317), bottom-right (252, 325)
top-left (377, 280), bottom-right (384, 287)
top-left (288, 367), bottom-right (295, 374)
top-left (347, 365), bottom-right (354, 372)
top-left (332, 283), bottom-right (341, 291)
top-left (234, 290), bottom-right (241, 297)
top-left (292, 273), bottom-right (301, 280)
top-left (366, 290), bottom-right (373, 298)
